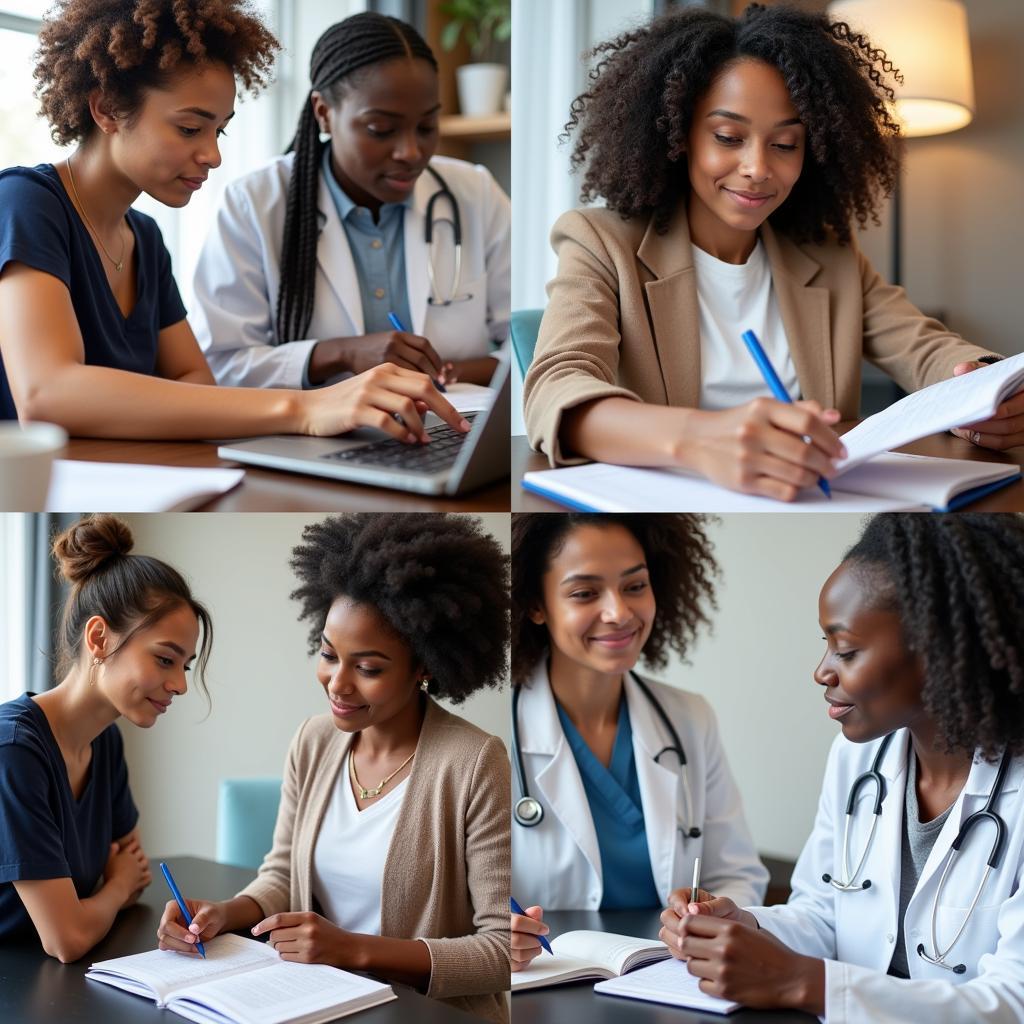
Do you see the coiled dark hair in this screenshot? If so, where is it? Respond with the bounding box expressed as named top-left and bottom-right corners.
top-left (563, 3), bottom-right (902, 242)
top-left (276, 12), bottom-right (437, 344)
top-left (844, 514), bottom-right (1024, 760)
top-left (511, 514), bottom-right (719, 686)
top-left (289, 513), bottom-right (508, 703)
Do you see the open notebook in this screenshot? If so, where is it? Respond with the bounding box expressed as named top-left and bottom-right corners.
top-left (523, 352), bottom-right (1024, 512)
top-left (86, 933), bottom-right (395, 1024)
top-left (510, 930), bottom-right (669, 991)
top-left (595, 956), bottom-right (741, 1015)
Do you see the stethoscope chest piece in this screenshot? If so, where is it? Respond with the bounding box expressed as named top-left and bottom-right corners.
top-left (514, 796), bottom-right (544, 828)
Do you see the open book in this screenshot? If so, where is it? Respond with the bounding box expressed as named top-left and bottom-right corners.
top-left (595, 956), bottom-right (741, 1015)
top-left (510, 930), bottom-right (668, 991)
top-left (523, 352), bottom-right (1024, 512)
top-left (85, 933), bottom-right (395, 1024)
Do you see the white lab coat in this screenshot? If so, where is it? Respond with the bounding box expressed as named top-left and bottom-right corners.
top-left (191, 154), bottom-right (511, 389)
top-left (750, 730), bottom-right (1024, 1023)
top-left (512, 662), bottom-right (768, 911)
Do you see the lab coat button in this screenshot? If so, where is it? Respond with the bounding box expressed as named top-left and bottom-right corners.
top-left (886, 934), bottom-right (895, 943)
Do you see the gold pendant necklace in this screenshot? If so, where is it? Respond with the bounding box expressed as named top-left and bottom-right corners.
top-left (67, 153), bottom-right (127, 272)
top-left (349, 746), bottom-right (415, 800)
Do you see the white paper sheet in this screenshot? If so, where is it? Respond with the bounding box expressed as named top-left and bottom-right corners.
top-left (838, 352), bottom-right (1024, 470)
top-left (46, 461), bottom-right (244, 511)
top-left (440, 383), bottom-right (495, 414)
top-left (594, 957), bottom-right (740, 1014)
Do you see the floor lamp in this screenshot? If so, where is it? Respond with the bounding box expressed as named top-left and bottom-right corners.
top-left (828, 0), bottom-right (975, 290)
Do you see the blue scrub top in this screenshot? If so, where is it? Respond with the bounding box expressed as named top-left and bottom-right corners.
top-left (0, 164), bottom-right (187, 420)
top-left (0, 694), bottom-right (138, 939)
top-left (555, 696), bottom-right (661, 909)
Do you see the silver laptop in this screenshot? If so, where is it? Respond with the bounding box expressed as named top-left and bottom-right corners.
top-left (217, 359), bottom-right (510, 496)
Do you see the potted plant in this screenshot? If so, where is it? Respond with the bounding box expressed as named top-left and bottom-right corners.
top-left (439, 0), bottom-right (511, 117)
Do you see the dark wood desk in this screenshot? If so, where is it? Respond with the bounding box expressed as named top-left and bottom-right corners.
top-left (66, 438), bottom-right (510, 511)
top-left (513, 909), bottom-right (815, 1023)
top-left (0, 857), bottom-right (485, 1023)
top-left (512, 432), bottom-right (1024, 512)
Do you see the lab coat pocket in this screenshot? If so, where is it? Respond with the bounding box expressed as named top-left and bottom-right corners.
top-left (424, 276), bottom-right (489, 360)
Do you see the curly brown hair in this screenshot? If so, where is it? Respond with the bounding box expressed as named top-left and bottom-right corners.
top-left (289, 513), bottom-right (509, 704)
top-left (844, 514), bottom-right (1024, 761)
top-left (511, 514), bottom-right (719, 686)
top-left (34, 0), bottom-right (279, 146)
top-left (563, 3), bottom-right (902, 243)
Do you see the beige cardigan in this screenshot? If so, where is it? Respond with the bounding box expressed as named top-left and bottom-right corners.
top-left (525, 203), bottom-right (992, 465)
top-left (238, 699), bottom-right (510, 1023)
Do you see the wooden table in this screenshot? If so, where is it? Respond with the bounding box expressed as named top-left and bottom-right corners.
top-left (65, 438), bottom-right (510, 512)
top-left (0, 856), bottom-right (486, 1023)
top-left (514, 909), bottom-right (815, 1023)
top-left (511, 432), bottom-right (1024, 512)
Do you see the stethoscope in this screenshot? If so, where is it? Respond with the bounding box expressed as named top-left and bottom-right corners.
top-left (823, 731), bottom-right (1012, 975)
top-left (512, 671), bottom-right (702, 840)
top-left (422, 165), bottom-right (473, 307)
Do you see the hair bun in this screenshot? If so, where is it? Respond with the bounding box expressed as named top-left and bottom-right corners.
top-left (52, 514), bottom-right (134, 584)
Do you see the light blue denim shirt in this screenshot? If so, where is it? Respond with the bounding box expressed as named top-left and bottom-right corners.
top-left (305, 148), bottom-right (415, 386)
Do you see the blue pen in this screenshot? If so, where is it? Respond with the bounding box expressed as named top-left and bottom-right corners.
top-left (159, 862), bottom-right (207, 958)
top-left (510, 896), bottom-right (553, 955)
top-left (386, 312), bottom-right (447, 392)
top-left (740, 329), bottom-right (832, 499)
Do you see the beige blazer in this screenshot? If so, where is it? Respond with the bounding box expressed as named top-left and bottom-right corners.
top-left (237, 699), bottom-right (510, 1023)
top-left (524, 203), bottom-right (992, 464)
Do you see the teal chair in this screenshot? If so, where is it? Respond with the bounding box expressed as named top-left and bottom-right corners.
top-left (216, 778), bottom-right (281, 870)
top-left (510, 308), bottom-right (544, 377)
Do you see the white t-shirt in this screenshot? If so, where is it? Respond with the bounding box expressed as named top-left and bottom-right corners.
top-left (692, 239), bottom-right (800, 411)
top-left (311, 753), bottom-right (409, 935)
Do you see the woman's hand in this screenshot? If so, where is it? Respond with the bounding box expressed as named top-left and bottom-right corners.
top-left (951, 361), bottom-right (1024, 450)
top-left (511, 904), bottom-right (549, 972)
top-left (252, 911), bottom-right (358, 966)
top-left (687, 399), bottom-right (845, 502)
top-left (300, 363), bottom-right (471, 440)
top-left (103, 839), bottom-right (151, 908)
top-left (157, 898), bottom-right (229, 955)
top-left (312, 331), bottom-right (447, 383)
top-left (661, 910), bottom-right (825, 1013)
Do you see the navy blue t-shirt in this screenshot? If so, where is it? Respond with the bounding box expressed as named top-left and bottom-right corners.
top-left (0, 164), bottom-right (188, 420)
top-left (0, 693), bottom-right (138, 939)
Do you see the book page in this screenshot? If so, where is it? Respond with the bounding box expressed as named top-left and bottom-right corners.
top-left (595, 957), bottom-right (740, 1014)
top-left (510, 952), bottom-right (607, 990)
top-left (550, 930), bottom-right (665, 975)
top-left (172, 961), bottom-right (394, 1024)
top-left (523, 464), bottom-right (920, 512)
top-left (837, 352), bottom-right (1024, 471)
top-left (87, 933), bottom-right (278, 1004)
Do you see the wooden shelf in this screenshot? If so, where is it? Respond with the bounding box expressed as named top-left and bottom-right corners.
top-left (439, 112), bottom-right (511, 142)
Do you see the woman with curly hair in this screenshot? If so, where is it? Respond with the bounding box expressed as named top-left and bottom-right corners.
top-left (0, 1), bottom-right (468, 444)
top-left (510, 513), bottom-right (767, 972)
top-left (524, 4), bottom-right (1020, 501)
top-left (192, 11), bottom-right (510, 389)
top-left (661, 514), bottom-right (1024, 1019)
top-left (157, 513), bottom-right (511, 1023)
top-left (0, 514), bottom-right (212, 962)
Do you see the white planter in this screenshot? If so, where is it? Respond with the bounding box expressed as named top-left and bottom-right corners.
top-left (456, 63), bottom-right (509, 117)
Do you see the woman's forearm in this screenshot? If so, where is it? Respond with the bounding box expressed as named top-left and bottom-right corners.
top-left (220, 895), bottom-right (265, 933)
top-left (350, 934), bottom-right (433, 990)
top-left (450, 356), bottom-right (498, 386)
top-left (18, 363), bottom-right (305, 439)
top-left (562, 396), bottom-right (703, 467)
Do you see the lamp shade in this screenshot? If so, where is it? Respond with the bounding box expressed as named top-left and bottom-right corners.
top-left (829, 0), bottom-right (974, 137)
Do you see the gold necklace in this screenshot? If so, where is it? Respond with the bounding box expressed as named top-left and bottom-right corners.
top-left (349, 746), bottom-right (415, 800)
top-left (67, 153), bottom-right (126, 272)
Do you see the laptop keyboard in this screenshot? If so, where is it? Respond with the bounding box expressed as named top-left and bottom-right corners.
top-left (320, 413), bottom-right (478, 474)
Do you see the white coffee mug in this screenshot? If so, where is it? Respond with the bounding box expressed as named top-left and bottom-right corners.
top-left (0, 422), bottom-right (67, 511)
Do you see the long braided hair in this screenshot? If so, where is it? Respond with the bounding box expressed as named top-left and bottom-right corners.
top-left (276, 13), bottom-right (437, 344)
top-left (843, 514), bottom-right (1024, 761)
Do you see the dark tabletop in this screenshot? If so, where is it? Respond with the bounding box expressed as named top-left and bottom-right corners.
top-left (512, 909), bottom-right (816, 1024)
top-left (0, 856), bottom-right (487, 1024)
